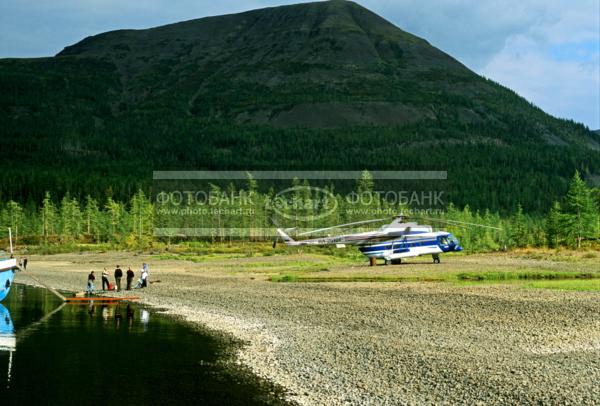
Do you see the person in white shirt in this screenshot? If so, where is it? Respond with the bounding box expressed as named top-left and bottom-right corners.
top-left (141, 270), bottom-right (148, 287)
top-left (140, 265), bottom-right (149, 288)
top-left (102, 268), bottom-right (110, 291)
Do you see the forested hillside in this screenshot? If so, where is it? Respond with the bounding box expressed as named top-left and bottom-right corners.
top-left (1, 172), bottom-right (598, 251)
top-left (1, 0), bottom-right (598, 213)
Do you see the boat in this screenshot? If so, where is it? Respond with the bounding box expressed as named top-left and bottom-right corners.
top-left (0, 228), bottom-right (18, 302)
top-left (0, 258), bottom-right (17, 302)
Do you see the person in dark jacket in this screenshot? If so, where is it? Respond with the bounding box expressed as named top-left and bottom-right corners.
top-left (126, 267), bottom-right (135, 290)
top-left (114, 265), bottom-right (123, 291)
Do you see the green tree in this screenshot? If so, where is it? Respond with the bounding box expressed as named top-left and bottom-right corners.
top-left (130, 189), bottom-right (154, 249)
top-left (357, 170), bottom-right (374, 194)
top-left (561, 171), bottom-right (596, 248)
top-left (6, 200), bottom-right (24, 245)
top-left (59, 194), bottom-right (82, 243)
top-left (105, 197), bottom-right (125, 244)
top-left (40, 192), bottom-right (57, 242)
top-left (84, 195), bottom-right (102, 242)
top-left (208, 183), bottom-right (223, 242)
top-left (545, 201), bottom-right (562, 248)
top-left (510, 204), bottom-right (528, 248)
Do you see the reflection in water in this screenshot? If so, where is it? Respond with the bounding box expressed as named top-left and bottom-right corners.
top-left (141, 309), bottom-right (150, 331)
top-left (127, 304), bottom-right (134, 329)
top-left (0, 304), bottom-right (14, 339)
top-left (0, 304), bottom-right (15, 389)
top-left (0, 285), bottom-right (288, 405)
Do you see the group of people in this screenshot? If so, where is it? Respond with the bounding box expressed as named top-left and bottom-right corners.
top-left (87, 263), bottom-right (149, 294)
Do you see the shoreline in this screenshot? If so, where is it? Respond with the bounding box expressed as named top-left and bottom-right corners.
top-left (15, 274), bottom-right (311, 405)
top-left (14, 252), bottom-right (600, 405)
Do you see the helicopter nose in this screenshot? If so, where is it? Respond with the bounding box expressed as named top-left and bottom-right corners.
top-left (455, 245), bottom-right (463, 251)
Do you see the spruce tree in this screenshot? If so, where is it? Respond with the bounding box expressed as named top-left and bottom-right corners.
top-left (40, 192), bottom-right (57, 242)
top-left (357, 170), bottom-right (374, 195)
top-left (545, 201), bottom-right (562, 248)
top-left (6, 200), bottom-right (23, 245)
top-left (84, 196), bottom-right (101, 242)
top-left (561, 171), bottom-right (595, 248)
top-left (510, 204), bottom-right (528, 248)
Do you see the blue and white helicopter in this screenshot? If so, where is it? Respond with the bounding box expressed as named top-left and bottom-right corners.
top-left (275, 215), bottom-right (499, 265)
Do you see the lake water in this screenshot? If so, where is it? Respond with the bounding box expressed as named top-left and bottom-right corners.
top-left (0, 284), bottom-right (288, 405)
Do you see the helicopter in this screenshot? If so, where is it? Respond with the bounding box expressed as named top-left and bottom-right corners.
top-left (273, 215), bottom-right (500, 265)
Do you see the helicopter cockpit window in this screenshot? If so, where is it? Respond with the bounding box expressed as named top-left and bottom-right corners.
top-left (439, 236), bottom-right (449, 245)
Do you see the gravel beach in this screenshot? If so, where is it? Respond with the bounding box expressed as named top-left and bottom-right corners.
top-left (15, 252), bottom-right (600, 405)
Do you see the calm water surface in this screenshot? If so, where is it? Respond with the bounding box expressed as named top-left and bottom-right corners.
top-left (0, 284), bottom-right (288, 405)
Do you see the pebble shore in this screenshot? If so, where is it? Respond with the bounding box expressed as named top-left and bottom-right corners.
top-left (16, 254), bottom-right (600, 405)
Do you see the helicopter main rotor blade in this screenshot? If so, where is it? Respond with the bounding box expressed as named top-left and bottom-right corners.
top-left (296, 218), bottom-right (389, 237)
top-left (416, 216), bottom-right (502, 230)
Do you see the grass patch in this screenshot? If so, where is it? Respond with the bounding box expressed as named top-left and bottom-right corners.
top-left (271, 269), bottom-right (600, 284)
top-left (269, 274), bottom-right (445, 283)
top-left (270, 274), bottom-right (299, 282)
top-left (26, 242), bottom-right (114, 255)
top-left (513, 248), bottom-right (600, 262)
top-left (455, 271), bottom-right (599, 281)
top-left (524, 279), bottom-right (600, 291)
top-left (153, 252), bottom-right (253, 262)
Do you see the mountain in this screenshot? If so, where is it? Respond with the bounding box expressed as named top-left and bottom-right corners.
top-left (55, 0), bottom-right (469, 128)
top-left (1, 0), bottom-right (598, 212)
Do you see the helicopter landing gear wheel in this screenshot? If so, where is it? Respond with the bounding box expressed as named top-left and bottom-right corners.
top-left (384, 258), bottom-right (392, 266)
top-left (391, 258), bottom-right (402, 265)
top-left (432, 254), bottom-right (440, 264)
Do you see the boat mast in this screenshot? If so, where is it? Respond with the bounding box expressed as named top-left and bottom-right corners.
top-left (8, 228), bottom-right (13, 256)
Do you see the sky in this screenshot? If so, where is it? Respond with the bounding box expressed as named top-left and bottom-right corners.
top-left (1, 0), bottom-right (598, 129)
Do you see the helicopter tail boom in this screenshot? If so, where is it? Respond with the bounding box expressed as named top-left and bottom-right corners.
top-left (276, 228), bottom-right (295, 244)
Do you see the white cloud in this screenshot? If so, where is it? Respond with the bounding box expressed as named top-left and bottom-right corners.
top-left (365, 0), bottom-right (599, 127)
top-left (480, 35), bottom-right (599, 128)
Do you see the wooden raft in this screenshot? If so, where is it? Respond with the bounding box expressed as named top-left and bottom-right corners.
top-left (66, 296), bottom-right (140, 303)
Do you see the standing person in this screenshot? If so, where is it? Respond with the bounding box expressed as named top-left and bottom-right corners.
top-left (143, 263), bottom-right (150, 285)
top-left (140, 266), bottom-right (148, 288)
top-left (23, 257), bottom-right (28, 270)
top-left (87, 271), bottom-right (95, 295)
top-left (102, 268), bottom-right (110, 291)
top-left (126, 267), bottom-right (135, 290)
top-left (114, 265), bottom-right (123, 291)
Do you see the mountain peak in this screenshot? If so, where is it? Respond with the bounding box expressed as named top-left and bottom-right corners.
top-left (58, 0), bottom-right (445, 69)
top-left (56, 0), bottom-right (470, 129)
